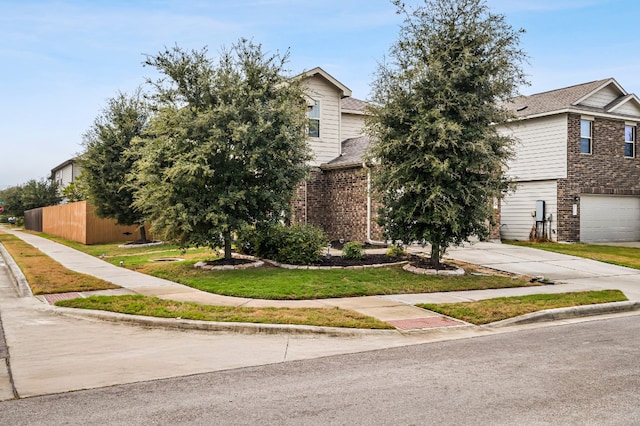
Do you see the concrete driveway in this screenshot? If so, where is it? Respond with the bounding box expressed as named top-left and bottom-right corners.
top-left (445, 241), bottom-right (640, 301)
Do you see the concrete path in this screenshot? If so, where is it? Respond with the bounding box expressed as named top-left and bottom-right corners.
top-left (1, 228), bottom-right (639, 400)
top-left (445, 241), bottom-right (640, 301)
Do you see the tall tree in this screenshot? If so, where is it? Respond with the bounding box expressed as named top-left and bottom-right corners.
top-left (131, 39), bottom-right (311, 259)
top-left (0, 185), bottom-right (26, 217)
top-left (367, 0), bottom-right (527, 267)
top-left (20, 178), bottom-right (62, 211)
top-left (81, 90), bottom-right (150, 242)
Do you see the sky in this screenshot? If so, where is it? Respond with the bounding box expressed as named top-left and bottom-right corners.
top-left (1, 0), bottom-right (639, 188)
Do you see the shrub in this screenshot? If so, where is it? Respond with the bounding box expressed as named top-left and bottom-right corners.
top-left (237, 223), bottom-right (328, 265)
top-left (385, 244), bottom-right (406, 258)
top-left (342, 241), bottom-right (365, 260)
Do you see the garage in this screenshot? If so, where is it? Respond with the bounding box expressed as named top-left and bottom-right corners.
top-left (580, 195), bottom-right (640, 242)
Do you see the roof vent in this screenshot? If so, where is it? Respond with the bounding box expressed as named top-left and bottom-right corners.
top-left (516, 105), bottom-right (528, 112)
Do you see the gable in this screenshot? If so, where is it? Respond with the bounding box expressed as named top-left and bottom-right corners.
top-left (577, 83), bottom-right (624, 109)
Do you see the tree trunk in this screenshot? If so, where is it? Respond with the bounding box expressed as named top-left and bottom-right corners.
top-left (430, 243), bottom-right (441, 270)
top-left (139, 224), bottom-right (148, 243)
top-left (224, 232), bottom-right (233, 260)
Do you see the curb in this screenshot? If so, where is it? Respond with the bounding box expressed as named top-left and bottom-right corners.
top-left (0, 243), bottom-right (33, 297)
top-left (488, 301), bottom-right (640, 327)
top-left (51, 306), bottom-right (402, 337)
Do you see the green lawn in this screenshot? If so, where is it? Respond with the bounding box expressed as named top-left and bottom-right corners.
top-left (29, 232), bottom-right (540, 300)
top-left (507, 241), bottom-right (640, 269)
top-left (139, 260), bottom-right (537, 300)
top-left (55, 295), bottom-right (394, 329)
top-left (419, 290), bottom-right (628, 325)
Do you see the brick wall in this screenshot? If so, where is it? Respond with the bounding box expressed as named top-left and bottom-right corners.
top-left (291, 166), bottom-right (383, 242)
top-left (558, 114), bottom-right (640, 241)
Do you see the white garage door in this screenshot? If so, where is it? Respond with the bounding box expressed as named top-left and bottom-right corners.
top-left (580, 195), bottom-right (640, 242)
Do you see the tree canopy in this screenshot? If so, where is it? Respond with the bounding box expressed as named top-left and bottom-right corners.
top-left (130, 39), bottom-right (311, 258)
top-left (0, 179), bottom-right (61, 217)
top-left (367, 0), bottom-right (528, 266)
top-left (80, 90), bottom-right (150, 241)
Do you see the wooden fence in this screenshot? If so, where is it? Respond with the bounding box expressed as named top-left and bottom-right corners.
top-left (26, 201), bottom-right (149, 245)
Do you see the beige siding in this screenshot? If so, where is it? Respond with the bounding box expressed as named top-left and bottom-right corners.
top-left (614, 101), bottom-right (640, 116)
top-left (501, 180), bottom-right (558, 241)
top-left (500, 114), bottom-right (568, 181)
top-left (580, 85), bottom-right (619, 108)
top-left (341, 113), bottom-right (365, 140)
top-left (303, 77), bottom-right (342, 165)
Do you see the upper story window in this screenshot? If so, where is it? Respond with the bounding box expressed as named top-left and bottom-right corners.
top-left (308, 100), bottom-right (320, 138)
top-left (625, 125), bottom-right (636, 158)
top-left (580, 119), bottom-right (592, 154)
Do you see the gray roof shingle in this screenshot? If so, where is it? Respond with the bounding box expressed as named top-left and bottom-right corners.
top-left (505, 78), bottom-right (617, 118)
top-left (341, 97), bottom-right (369, 113)
top-left (324, 135), bottom-right (371, 168)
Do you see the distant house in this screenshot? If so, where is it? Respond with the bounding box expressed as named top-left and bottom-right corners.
top-left (50, 157), bottom-right (81, 190)
top-left (291, 67), bottom-right (383, 243)
top-left (499, 78), bottom-right (640, 242)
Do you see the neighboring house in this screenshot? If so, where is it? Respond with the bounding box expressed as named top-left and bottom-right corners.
top-left (499, 78), bottom-right (640, 243)
top-left (291, 67), bottom-right (383, 243)
top-left (50, 157), bottom-right (81, 190)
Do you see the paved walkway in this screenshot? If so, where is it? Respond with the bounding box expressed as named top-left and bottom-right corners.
top-left (1, 228), bottom-right (639, 399)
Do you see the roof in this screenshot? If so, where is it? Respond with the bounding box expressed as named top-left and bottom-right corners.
top-left (341, 97), bottom-right (369, 114)
top-left (504, 78), bottom-right (640, 120)
top-left (323, 135), bottom-right (371, 169)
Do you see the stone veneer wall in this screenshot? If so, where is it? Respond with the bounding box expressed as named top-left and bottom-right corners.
top-left (291, 166), bottom-right (383, 242)
top-left (558, 114), bottom-right (640, 241)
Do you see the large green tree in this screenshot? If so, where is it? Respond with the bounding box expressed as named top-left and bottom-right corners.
top-left (0, 179), bottom-right (61, 217)
top-left (131, 39), bottom-right (311, 258)
top-left (80, 90), bottom-right (150, 241)
top-left (367, 0), bottom-right (527, 266)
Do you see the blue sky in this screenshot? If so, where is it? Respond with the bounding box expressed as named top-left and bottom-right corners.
top-left (1, 0), bottom-right (638, 188)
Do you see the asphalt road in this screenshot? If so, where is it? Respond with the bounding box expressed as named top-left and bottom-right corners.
top-left (0, 315), bottom-right (638, 425)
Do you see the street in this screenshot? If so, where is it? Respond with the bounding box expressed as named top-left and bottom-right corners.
top-left (0, 315), bottom-right (638, 425)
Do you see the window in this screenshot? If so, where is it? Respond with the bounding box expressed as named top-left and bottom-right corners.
top-left (308, 100), bottom-right (320, 138)
top-left (580, 119), bottom-right (592, 154)
top-left (625, 125), bottom-right (635, 158)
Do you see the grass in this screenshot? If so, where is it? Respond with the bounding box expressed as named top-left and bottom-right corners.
top-left (508, 241), bottom-right (640, 270)
top-left (27, 232), bottom-right (541, 300)
top-left (419, 290), bottom-right (628, 325)
top-left (0, 232), bottom-right (119, 294)
top-left (55, 295), bottom-right (394, 329)
top-left (137, 260), bottom-right (538, 300)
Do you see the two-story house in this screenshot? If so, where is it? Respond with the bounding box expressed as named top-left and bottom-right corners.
top-left (292, 67), bottom-right (382, 243)
top-left (499, 78), bottom-right (640, 242)
top-left (50, 157), bottom-right (81, 190)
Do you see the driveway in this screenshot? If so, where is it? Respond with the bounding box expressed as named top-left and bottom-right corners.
top-left (444, 241), bottom-right (640, 301)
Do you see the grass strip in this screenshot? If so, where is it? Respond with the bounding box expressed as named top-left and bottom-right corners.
top-left (419, 290), bottom-right (628, 325)
top-left (55, 295), bottom-right (394, 329)
top-left (0, 233), bottom-right (118, 294)
top-left (508, 241), bottom-right (640, 270)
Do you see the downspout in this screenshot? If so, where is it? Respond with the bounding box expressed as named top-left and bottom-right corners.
top-left (304, 180), bottom-right (308, 225)
top-left (364, 162), bottom-right (385, 245)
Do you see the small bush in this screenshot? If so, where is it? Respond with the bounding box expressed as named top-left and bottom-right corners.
top-left (237, 224), bottom-right (328, 265)
top-left (386, 245), bottom-right (406, 258)
top-left (342, 241), bottom-right (365, 260)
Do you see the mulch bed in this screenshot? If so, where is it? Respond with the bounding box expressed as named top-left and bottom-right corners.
top-left (200, 258), bottom-right (256, 267)
top-left (201, 253), bottom-right (457, 270)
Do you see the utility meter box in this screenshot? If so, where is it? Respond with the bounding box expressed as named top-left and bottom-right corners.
top-left (535, 200), bottom-right (545, 222)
